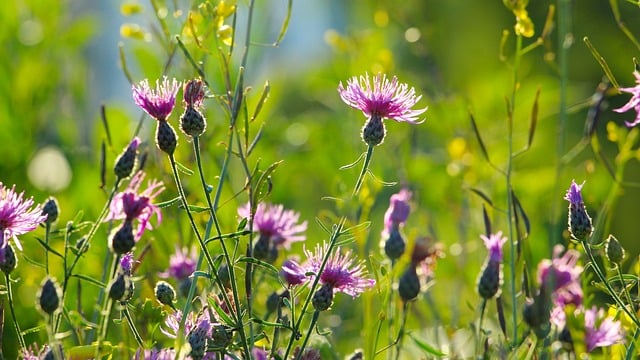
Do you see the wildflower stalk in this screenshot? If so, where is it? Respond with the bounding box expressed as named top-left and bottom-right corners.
top-left (394, 302), bottom-right (409, 360)
top-left (506, 32), bottom-right (523, 347)
top-left (44, 222), bottom-right (51, 275)
top-left (384, 262), bottom-right (396, 360)
top-left (122, 305), bottom-right (144, 348)
top-left (616, 265), bottom-right (634, 315)
top-left (580, 240), bottom-right (640, 327)
top-left (168, 153), bottom-right (250, 358)
top-left (477, 298), bottom-right (487, 355)
top-left (282, 217), bottom-right (347, 359)
top-left (192, 136), bottom-right (250, 355)
top-left (64, 179), bottom-right (121, 296)
top-left (95, 255), bottom-right (120, 356)
top-left (353, 145), bottom-right (374, 196)
top-left (4, 273), bottom-right (26, 353)
top-left (295, 310), bottom-right (320, 360)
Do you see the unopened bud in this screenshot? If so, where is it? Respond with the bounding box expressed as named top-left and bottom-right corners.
top-left (398, 266), bottom-right (420, 302)
top-left (180, 107), bottom-right (206, 137)
top-left (154, 281), bottom-right (176, 307)
top-left (109, 220), bottom-right (135, 255)
top-left (41, 197), bottom-right (59, 225)
top-left (312, 283), bottom-right (334, 311)
top-left (477, 260), bottom-right (502, 300)
top-left (114, 137), bottom-right (140, 179)
top-left (383, 228), bottom-right (406, 261)
top-left (605, 234), bottom-right (625, 265)
top-left (155, 121), bottom-right (178, 155)
top-left (0, 243), bottom-right (17, 274)
top-left (38, 277), bottom-right (61, 316)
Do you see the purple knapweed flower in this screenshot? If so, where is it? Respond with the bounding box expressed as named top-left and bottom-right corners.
top-left (481, 231), bottom-right (507, 262)
top-left (161, 309), bottom-right (211, 339)
top-left (537, 245), bottom-right (583, 307)
top-left (183, 78), bottom-right (206, 109)
top-left (252, 348), bottom-right (269, 360)
top-left (105, 171), bottom-right (164, 240)
top-left (239, 202), bottom-right (307, 261)
top-left (0, 183), bottom-right (47, 252)
top-left (159, 246), bottom-right (197, 281)
top-left (477, 231), bottom-right (507, 299)
top-left (614, 70), bottom-right (640, 127)
top-left (304, 244), bottom-right (376, 298)
top-left (120, 252), bottom-right (135, 274)
top-left (383, 189), bottom-right (411, 233)
top-left (280, 258), bottom-right (309, 286)
top-left (132, 77), bottom-right (181, 121)
top-left (564, 180), bottom-right (593, 241)
top-left (338, 73), bottom-right (427, 146)
top-left (564, 180), bottom-right (585, 206)
top-left (584, 306), bottom-right (624, 352)
top-left (238, 202), bottom-right (307, 248)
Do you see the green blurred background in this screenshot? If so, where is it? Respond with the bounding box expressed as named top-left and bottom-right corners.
top-left (1, 0), bottom-right (640, 358)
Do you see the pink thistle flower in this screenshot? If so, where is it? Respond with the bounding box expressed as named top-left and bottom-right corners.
top-left (183, 78), bottom-right (206, 109)
top-left (304, 244), bottom-right (375, 298)
top-left (120, 252), bottom-right (135, 274)
top-left (134, 348), bottom-right (176, 360)
top-left (159, 246), bottom-right (197, 281)
top-left (132, 77), bottom-right (181, 121)
top-left (481, 231), bottom-right (507, 262)
top-left (104, 171), bottom-right (164, 241)
top-left (0, 183), bottom-right (47, 251)
top-left (614, 70), bottom-right (640, 127)
top-left (280, 258), bottom-right (309, 286)
top-left (339, 73), bottom-right (427, 146)
top-left (239, 202), bottom-right (307, 261)
top-left (338, 73), bottom-right (427, 123)
top-left (584, 306), bottom-right (624, 352)
top-left (161, 309), bottom-right (211, 339)
top-left (537, 245), bottom-right (583, 307)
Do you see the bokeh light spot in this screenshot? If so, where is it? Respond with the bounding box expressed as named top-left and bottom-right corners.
top-left (28, 146), bottom-right (72, 193)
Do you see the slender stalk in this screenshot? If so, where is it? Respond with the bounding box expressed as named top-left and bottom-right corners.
top-left (295, 310), bottom-right (320, 360)
top-left (394, 302), bottom-right (409, 360)
top-left (122, 305), bottom-right (145, 348)
top-left (353, 145), bottom-right (374, 196)
top-left (506, 33), bottom-right (523, 347)
top-left (581, 241), bottom-right (640, 326)
top-left (168, 154), bottom-right (250, 358)
top-left (4, 273), bottom-right (26, 354)
top-left (616, 265), bottom-right (634, 314)
top-left (386, 261), bottom-right (396, 360)
top-left (94, 255), bottom-right (120, 358)
top-left (44, 222), bottom-right (51, 276)
top-left (282, 218), bottom-right (346, 359)
top-left (477, 299), bottom-right (487, 356)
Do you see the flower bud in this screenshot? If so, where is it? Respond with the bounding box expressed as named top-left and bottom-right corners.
top-left (155, 121), bottom-right (178, 155)
top-left (383, 228), bottom-right (406, 261)
top-left (477, 260), bottom-right (502, 300)
top-left (114, 137), bottom-right (140, 179)
top-left (38, 277), bottom-right (61, 316)
top-left (41, 197), bottom-right (60, 225)
top-left (398, 266), bottom-right (420, 302)
top-left (361, 114), bottom-right (386, 146)
top-left (188, 319), bottom-right (211, 360)
top-left (312, 283), bottom-right (334, 311)
top-left (109, 220), bottom-right (135, 255)
top-left (108, 273), bottom-right (127, 302)
top-left (605, 234), bottom-right (625, 265)
top-left (210, 324), bottom-right (233, 349)
top-left (154, 281), bottom-right (176, 307)
top-left (0, 243), bottom-right (17, 274)
top-left (180, 107), bottom-right (206, 137)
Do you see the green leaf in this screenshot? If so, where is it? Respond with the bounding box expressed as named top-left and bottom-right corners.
top-left (175, 161), bottom-right (194, 175)
top-left (409, 332), bottom-right (447, 356)
top-left (156, 196), bottom-right (181, 208)
top-left (236, 256), bottom-right (279, 276)
top-left (71, 273), bottom-right (106, 288)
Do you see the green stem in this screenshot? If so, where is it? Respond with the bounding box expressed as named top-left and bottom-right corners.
top-left (44, 222), bottom-right (51, 276)
top-left (506, 32), bottom-right (522, 347)
top-left (192, 137), bottom-right (250, 357)
top-left (122, 305), bottom-right (145, 348)
top-left (168, 154), bottom-right (249, 357)
top-left (581, 241), bottom-right (640, 327)
top-left (353, 145), bottom-right (374, 197)
top-left (477, 299), bottom-right (487, 356)
top-left (283, 218), bottom-right (346, 359)
top-left (394, 302), bottom-right (409, 360)
top-left (4, 273), bottom-right (26, 354)
top-left (295, 310), bottom-right (320, 360)
top-left (386, 261), bottom-right (396, 360)
top-left (95, 255), bottom-right (120, 358)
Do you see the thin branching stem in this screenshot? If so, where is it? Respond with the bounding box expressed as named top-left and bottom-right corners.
top-left (295, 310), bottom-right (320, 360)
top-left (4, 273), bottom-right (26, 354)
top-left (122, 305), bottom-right (144, 348)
